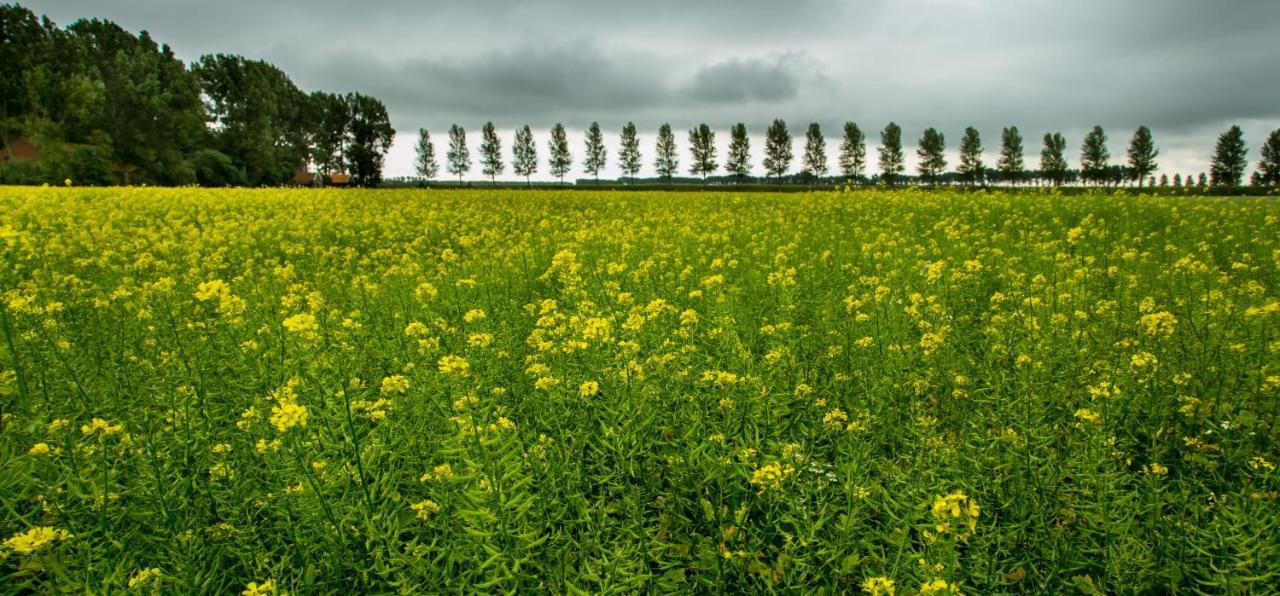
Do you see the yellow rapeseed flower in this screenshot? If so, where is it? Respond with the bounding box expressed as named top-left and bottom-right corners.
top-left (380, 374), bottom-right (410, 395)
top-left (282, 313), bottom-right (319, 340)
top-left (749, 462), bottom-right (793, 491)
top-left (918, 578), bottom-right (960, 594)
top-left (437, 355), bottom-right (470, 377)
top-left (128, 567), bottom-right (163, 588)
top-left (861, 576), bottom-right (896, 595)
top-left (81, 418), bottom-right (123, 436)
top-left (411, 499), bottom-right (441, 520)
top-left (242, 579), bottom-right (276, 596)
top-left (1074, 408), bottom-right (1102, 424)
top-left (1139, 311), bottom-right (1177, 337)
top-left (269, 402), bottom-right (308, 433)
top-left (2, 526), bottom-right (72, 555)
top-left (930, 491), bottom-right (980, 538)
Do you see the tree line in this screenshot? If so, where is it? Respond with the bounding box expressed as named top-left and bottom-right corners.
top-left (415, 121), bottom-right (1280, 188)
top-left (0, 4), bottom-right (394, 186)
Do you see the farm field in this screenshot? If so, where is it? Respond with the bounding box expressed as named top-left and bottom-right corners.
top-left (1, 187), bottom-right (1279, 593)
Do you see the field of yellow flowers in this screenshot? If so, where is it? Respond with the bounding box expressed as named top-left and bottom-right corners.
top-left (1, 187), bottom-right (1278, 593)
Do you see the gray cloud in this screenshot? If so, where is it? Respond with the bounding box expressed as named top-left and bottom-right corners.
top-left (274, 41), bottom-right (671, 125)
top-left (21, 0), bottom-right (1280, 179)
top-left (686, 52), bottom-right (820, 103)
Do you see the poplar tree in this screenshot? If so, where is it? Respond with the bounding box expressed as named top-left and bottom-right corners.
top-left (1209, 125), bottom-right (1248, 186)
top-left (414, 128), bottom-right (438, 180)
top-left (1258, 128), bottom-right (1280, 186)
top-left (1040, 132), bottom-right (1068, 186)
top-left (583, 121), bottom-right (607, 179)
top-left (1126, 125), bottom-right (1158, 188)
top-left (512, 125), bottom-right (537, 184)
top-left (801, 122), bottom-right (828, 177)
top-left (480, 121), bottom-right (503, 181)
top-left (996, 127), bottom-right (1025, 185)
top-left (654, 123), bottom-right (678, 180)
top-left (726, 123), bottom-right (751, 182)
top-left (1080, 125), bottom-right (1110, 186)
top-left (956, 126), bottom-right (984, 185)
top-left (838, 122), bottom-right (866, 179)
top-left (688, 123), bottom-right (717, 178)
top-left (548, 123), bottom-right (572, 182)
top-left (917, 127), bottom-right (947, 185)
top-left (764, 119), bottom-right (793, 179)
top-left (446, 124), bottom-right (469, 182)
top-left (878, 122), bottom-right (904, 185)
top-left (618, 122), bottom-right (642, 180)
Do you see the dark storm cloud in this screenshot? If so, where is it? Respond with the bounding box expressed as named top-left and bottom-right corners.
top-left (687, 53), bottom-right (819, 103)
top-left (274, 41), bottom-right (671, 125)
top-left (22, 0), bottom-right (1280, 176)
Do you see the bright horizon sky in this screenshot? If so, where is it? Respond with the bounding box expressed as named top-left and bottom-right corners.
top-left (24, 0), bottom-right (1280, 182)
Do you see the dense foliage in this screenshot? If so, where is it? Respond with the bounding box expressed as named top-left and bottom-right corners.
top-left (1, 187), bottom-right (1278, 593)
top-left (0, 4), bottom-right (394, 187)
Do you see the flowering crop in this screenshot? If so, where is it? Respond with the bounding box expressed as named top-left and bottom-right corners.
top-left (0, 186), bottom-right (1278, 592)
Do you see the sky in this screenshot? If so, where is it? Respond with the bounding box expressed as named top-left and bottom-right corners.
top-left (24, 0), bottom-right (1280, 182)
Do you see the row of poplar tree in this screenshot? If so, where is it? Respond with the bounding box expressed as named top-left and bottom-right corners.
top-left (0, 4), bottom-right (395, 187)
top-left (415, 120), bottom-right (1280, 187)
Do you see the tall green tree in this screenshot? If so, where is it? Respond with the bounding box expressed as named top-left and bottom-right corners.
top-left (194, 53), bottom-right (309, 186)
top-left (62, 20), bottom-right (205, 185)
top-left (618, 122), bottom-right (642, 180)
top-left (1126, 125), bottom-right (1158, 188)
top-left (1209, 125), bottom-right (1248, 186)
top-left (688, 123), bottom-right (717, 179)
top-left (1079, 125), bottom-right (1110, 186)
top-left (878, 122), bottom-right (904, 186)
top-left (726, 123), bottom-right (751, 182)
top-left (548, 123), bottom-right (572, 182)
top-left (583, 121), bottom-right (607, 180)
top-left (479, 121), bottom-right (503, 181)
top-left (308, 91), bottom-right (349, 176)
top-left (654, 123), bottom-right (678, 180)
top-left (342, 92), bottom-right (393, 187)
top-left (0, 5), bottom-right (40, 151)
top-left (764, 119), bottom-right (793, 179)
top-left (917, 127), bottom-right (947, 185)
top-left (956, 126), bottom-right (984, 185)
top-left (512, 125), bottom-right (537, 184)
top-left (446, 124), bottom-right (470, 182)
top-left (0, 6), bottom-right (395, 188)
top-left (997, 126), bottom-right (1025, 184)
top-left (802, 123), bottom-right (828, 177)
top-left (1257, 128), bottom-right (1280, 186)
top-left (414, 128), bottom-right (438, 180)
top-left (1040, 132), bottom-right (1068, 186)
top-left (1, 12), bottom-right (111, 185)
top-left (838, 122), bottom-right (866, 180)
